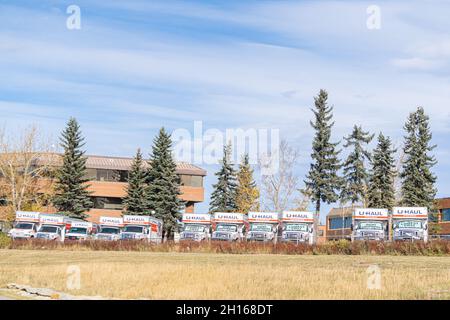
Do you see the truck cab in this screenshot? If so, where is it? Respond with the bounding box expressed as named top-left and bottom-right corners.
top-left (247, 212), bottom-right (280, 243)
top-left (95, 216), bottom-right (123, 241)
top-left (8, 211), bottom-right (40, 239)
top-left (351, 208), bottom-right (389, 241)
top-left (211, 212), bottom-right (248, 242)
top-left (180, 213), bottom-right (211, 242)
top-left (281, 211), bottom-right (314, 244)
top-left (65, 219), bottom-right (94, 241)
top-left (36, 214), bottom-right (66, 242)
top-left (121, 215), bottom-right (163, 243)
top-left (393, 207), bottom-right (428, 242)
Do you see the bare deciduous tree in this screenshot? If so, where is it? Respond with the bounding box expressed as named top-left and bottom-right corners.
top-left (393, 144), bottom-right (405, 204)
top-left (260, 140), bottom-right (301, 212)
top-left (0, 125), bottom-right (56, 222)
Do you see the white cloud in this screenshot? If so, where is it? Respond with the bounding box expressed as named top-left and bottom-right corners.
top-left (391, 57), bottom-right (445, 71)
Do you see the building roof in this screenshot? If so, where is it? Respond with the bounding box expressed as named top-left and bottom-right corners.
top-left (437, 198), bottom-right (450, 209)
top-left (327, 207), bottom-right (354, 218)
top-left (35, 153), bottom-right (207, 176)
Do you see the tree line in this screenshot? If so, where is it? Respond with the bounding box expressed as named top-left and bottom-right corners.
top-left (209, 89), bottom-right (437, 236)
top-left (0, 89), bottom-right (438, 240)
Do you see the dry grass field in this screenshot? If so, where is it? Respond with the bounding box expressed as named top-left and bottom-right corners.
top-left (1, 249), bottom-right (450, 299)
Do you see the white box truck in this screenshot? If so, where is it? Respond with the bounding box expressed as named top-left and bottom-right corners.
top-left (95, 216), bottom-right (123, 241)
top-left (121, 215), bottom-right (163, 243)
top-left (246, 212), bottom-right (280, 243)
top-left (65, 219), bottom-right (94, 241)
top-left (351, 208), bottom-right (389, 241)
top-left (392, 207), bottom-right (428, 242)
top-left (281, 211), bottom-right (314, 244)
top-left (8, 211), bottom-right (40, 239)
top-left (180, 213), bottom-right (212, 242)
top-left (35, 214), bottom-right (66, 242)
top-left (211, 212), bottom-right (248, 242)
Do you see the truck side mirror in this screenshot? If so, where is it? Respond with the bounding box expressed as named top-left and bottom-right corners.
top-left (424, 224), bottom-right (428, 231)
top-left (350, 224), bottom-right (354, 231)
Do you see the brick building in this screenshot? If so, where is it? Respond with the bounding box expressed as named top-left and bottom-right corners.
top-left (435, 198), bottom-right (450, 236)
top-left (15, 153), bottom-right (206, 223)
top-left (325, 207), bottom-right (353, 241)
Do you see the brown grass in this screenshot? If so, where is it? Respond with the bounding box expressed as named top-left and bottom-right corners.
top-left (5, 239), bottom-right (450, 256)
top-left (1, 249), bottom-right (450, 299)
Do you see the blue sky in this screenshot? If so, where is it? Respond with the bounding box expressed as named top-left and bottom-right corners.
top-left (1, 1), bottom-right (449, 222)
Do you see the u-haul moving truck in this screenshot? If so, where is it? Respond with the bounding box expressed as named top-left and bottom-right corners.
top-left (351, 208), bottom-right (389, 241)
top-left (121, 215), bottom-right (163, 243)
top-left (36, 214), bottom-right (66, 242)
top-left (211, 212), bottom-right (248, 242)
top-left (247, 212), bottom-right (280, 243)
top-left (65, 219), bottom-right (94, 241)
top-left (95, 216), bottom-right (123, 241)
top-left (8, 211), bottom-right (40, 239)
top-left (180, 213), bottom-right (212, 242)
top-left (392, 207), bottom-right (428, 242)
top-left (281, 211), bottom-right (314, 244)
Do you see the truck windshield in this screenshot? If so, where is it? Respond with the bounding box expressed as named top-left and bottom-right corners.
top-left (250, 224), bottom-right (272, 232)
top-left (285, 224), bottom-right (308, 232)
top-left (99, 227), bottom-right (120, 234)
top-left (69, 227), bottom-right (87, 234)
top-left (39, 226), bottom-right (58, 233)
top-left (123, 226), bottom-right (143, 233)
top-left (184, 225), bottom-right (205, 232)
top-left (397, 220), bottom-right (423, 229)
top-left (216, 224), bottom-right (237, 232)
top-left (357, 221), bottom-right (383, 230)
top-left (14, 223), bottom-right (33, 230)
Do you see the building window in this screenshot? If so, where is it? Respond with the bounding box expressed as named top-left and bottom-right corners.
top-left (92, 197), bottom-right (123, 210)
top-left (84, 169), bottom-right (129, 182)
top-left (84, 169), bottom-right (97, 180)
top-left (179, 175), bottom-right (203, 187)
top-left (329, 217), bottom-right (352, 230)
top-left (179, 175), bottom-right (191, 186)
top-left (442, 209), bottom-right (450, 222)
top-left (191, 175), bottom-right (203, 187)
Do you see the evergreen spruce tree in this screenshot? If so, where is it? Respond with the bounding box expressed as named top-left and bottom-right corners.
top-left (123, 148), bottom-right (148, 215)
top-left (304, 89), bottom-right (342, 239)
top-left (235, 154), bottom-right (260, 213)
top-left (367, 133), bottom-right (397, 210)
top-left (340, 125), bottom-right (374, 206)
top-left (209, 143), bottom-right (238, 213)
top-left (146, 128), bottom-right (182, 240)
top-left (400, 107), bottom-right (437, 209)
top-left (52, 118), bottom-right (93, 219)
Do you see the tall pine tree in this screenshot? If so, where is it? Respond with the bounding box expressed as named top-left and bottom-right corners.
top-left (340, 125), bottom-right (374, 206)
top-left (367, 133), bottom-right (397, 210)
top-left (147, 128), bottom-right (182, 240)
top-left (52, 118), bottom-right (93, 219)
top-left (400, 107), bottom-right (437, 209)
top-left (235, 153), bottom-right (260, 213)
top-left (304, 89), bottom-right (342, 238)
top-left (209, 143), bottom-right (238, 213)
top-left (123, 148), bottom-right (148, 215)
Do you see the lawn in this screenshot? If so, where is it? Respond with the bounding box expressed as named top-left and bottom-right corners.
top-left (0, 250), bottom-right (449, 299)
